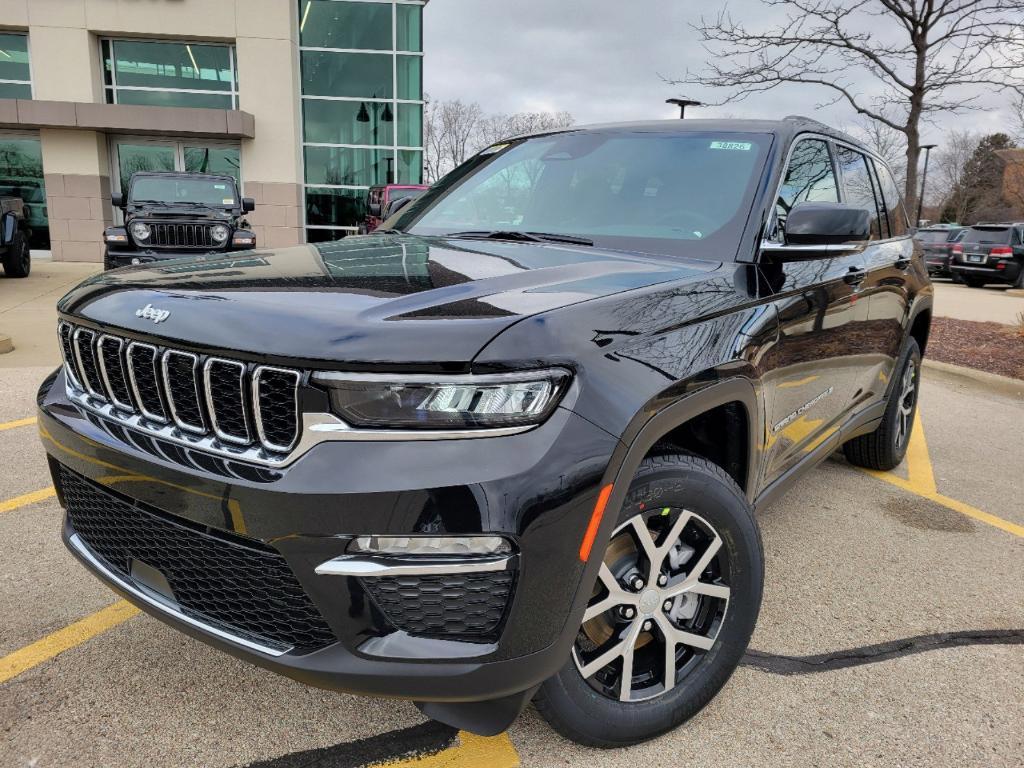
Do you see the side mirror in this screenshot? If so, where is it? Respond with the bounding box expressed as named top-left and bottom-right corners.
top-left (785, 202), bottom-right (871, 246)
top-left (382, 195), bottom-right (413, 219)
top-left (242, 197), bottom-right (256, 213)
top-left (111, 193), bottom-right (124, 208)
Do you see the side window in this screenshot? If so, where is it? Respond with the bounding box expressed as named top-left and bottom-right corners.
top-left (835, 145), bottom-right (884, 240)
top-left (871, 159), bottom-right (909, 237)
top-left (775, 139), bottom-right (838, 236)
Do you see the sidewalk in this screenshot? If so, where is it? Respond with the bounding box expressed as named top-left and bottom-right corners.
top-left (0, 255), bottom-right (100, 368)
top-left (932, 281), bottom-right (1024, 325)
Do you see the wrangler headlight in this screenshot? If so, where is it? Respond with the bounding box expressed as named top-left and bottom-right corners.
top-left (312, 368), bottom-right (571, 430)
top-left (130, 222), bottom-right (151, 241)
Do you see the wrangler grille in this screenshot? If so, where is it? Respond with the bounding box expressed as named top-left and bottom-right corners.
top-left (146, 222), bottom-right (218, 249)
top-left (59, 321), bottom-right (301, 455)
top-left (60, 465), bottom-right (336, 652)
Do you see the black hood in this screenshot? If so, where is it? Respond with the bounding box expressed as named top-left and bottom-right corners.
top-left (59, 234), bottom-right (713, 365)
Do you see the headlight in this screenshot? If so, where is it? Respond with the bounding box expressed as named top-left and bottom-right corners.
top-left (130, 222), bottom-right (150, 241)
top-left (211, 224), bottom-right (230, 243)
top-left (312, 368), bottom-right (571, 430)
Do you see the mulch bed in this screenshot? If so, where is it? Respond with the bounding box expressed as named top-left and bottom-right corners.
top-left (927, 317), bottom-right (1024, 380)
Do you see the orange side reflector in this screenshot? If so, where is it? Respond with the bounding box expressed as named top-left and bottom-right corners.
top-left (579, 483), bottom-right (614, 562)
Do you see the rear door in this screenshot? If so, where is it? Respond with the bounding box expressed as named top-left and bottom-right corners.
top-left (759, 137), bottom-right (870, 486)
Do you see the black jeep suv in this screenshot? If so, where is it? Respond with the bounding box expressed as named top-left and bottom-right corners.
top-left (948, 223), bottom-right (1024, 287)
top-left (39, 118), bottom-right (931, 747)
top-left (103, 172), bottom-right (257, 270)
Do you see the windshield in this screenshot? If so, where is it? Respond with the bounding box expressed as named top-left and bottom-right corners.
top-left (130, 176), bottom-right (238, 207)
top-left (399, 131), bottom-right (772, 260)
top-left (915, 230), bottom-right (951, 243)
top-left (966, 226), bottom-right (1012, 245)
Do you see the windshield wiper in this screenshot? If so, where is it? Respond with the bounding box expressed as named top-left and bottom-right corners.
top-left (446, 230), bottom-right (594, 246)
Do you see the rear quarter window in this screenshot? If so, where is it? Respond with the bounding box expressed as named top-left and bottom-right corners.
top-left (870, 159), bottom-right (909, 237)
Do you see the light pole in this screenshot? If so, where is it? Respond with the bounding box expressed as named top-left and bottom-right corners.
top-left (357, 99), bottom-right (395, 183)
top-left (916, 143), bottom-right (937, 227)
top-left (666, 98), bottom-right (702, 119)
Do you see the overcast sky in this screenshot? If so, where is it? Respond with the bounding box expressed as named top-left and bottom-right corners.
top-left (424, 0), bottom-right (1014, 141)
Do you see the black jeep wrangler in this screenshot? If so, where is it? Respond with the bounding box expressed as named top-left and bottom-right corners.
top-left (42, 117), bottom-right (931, 747)
top-left (103, 172), bottom-right (256, 270)
top-left (0, 196), bottom-right (31, 278)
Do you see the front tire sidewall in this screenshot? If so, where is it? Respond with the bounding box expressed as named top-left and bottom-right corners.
top-left (537, 455), bottom-right (763, 747)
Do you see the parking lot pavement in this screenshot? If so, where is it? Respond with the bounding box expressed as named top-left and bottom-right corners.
top-left (931, 280), bottom-right (1024, 324)
top-left (2, 365), bottom-right (1022, 768)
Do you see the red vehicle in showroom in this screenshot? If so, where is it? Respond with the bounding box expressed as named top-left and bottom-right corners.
top-left (362, 184), bottom-right (429, 233)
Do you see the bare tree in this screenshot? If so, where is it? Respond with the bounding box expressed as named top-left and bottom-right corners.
top-left (931, 130), bottom-right (979, 222)
top-left (1013, 97), bottom-right (1024, 144)
top-left (675, 0), bottom-right (1024, 214)
top-left (845, 117), bottom-right (907, 189)
top-left (475, 111), bottom-right (576, 148)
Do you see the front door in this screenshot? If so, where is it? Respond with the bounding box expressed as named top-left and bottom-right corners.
top-left (759, 137), bottom-right (869, 487)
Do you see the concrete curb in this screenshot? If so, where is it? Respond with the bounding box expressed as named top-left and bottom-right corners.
top-left (923, 358), bottom-right (1024, 399)
top-left (0, 334), bottom-right (13, 354)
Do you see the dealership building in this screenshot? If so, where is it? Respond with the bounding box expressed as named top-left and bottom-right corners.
top-left (0, 0), bottom-right (426, 261)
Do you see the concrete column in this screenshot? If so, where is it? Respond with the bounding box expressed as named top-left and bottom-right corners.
top-left (40, 129), bottom-right (111, 262)
top-left (235, 0), bottom-right (304, 248)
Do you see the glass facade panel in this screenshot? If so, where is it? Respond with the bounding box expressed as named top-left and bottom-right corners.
top-left (0, 33), bottom-right (31, 85)
top-left (0, 137), bottom-right (47, 246)
top-left (304, 99), bottom-right (394, 146)
top-left (304, 146), bottom-right (392, 186)
top-left (0, 82), bottom-right (31, 100)
top-left (300, 1), bottom-right (393, 50)
top-left (306, 187), bottom-right (366, 227)
top-left (301, 51), bottom-right (393, 99)
top-left (184, 146), bottom-right (241, 182)
top-left (104, 39), bottom-right (237, 109)
top-left (396, 103), bottom-right (421, 148)
top-left (396, 55), bottom-right (422, 100)
top-left (116, 143), bottom-right (176, 193)
top-left (396, 4), bottom-right (423, 52)
top-left (397, 149), bottom-right (422, 184)
top-left (298, 2), bottom-right (425, 240)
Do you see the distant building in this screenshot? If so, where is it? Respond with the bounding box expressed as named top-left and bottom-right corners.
top-left (994, 149), bottom-right (1024, 219)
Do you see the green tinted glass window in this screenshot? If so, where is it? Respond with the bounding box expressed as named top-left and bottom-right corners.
top-left (0, 34), bottom-right (31, 84)
top-left (303, 99), bottom-right (394, 146)
top-left (184, 146), bottom-right (241, 182)
top-left (396, 103), bottom-right (422, 148)
top-left (0, 82), bottom-right (31, 99)
top-left (0, 138), bottom-right (47, 243)
top-left (112, 89), bottom-right (234, 109)
top-left (304, 146), bottom-right (393, 186)
top-left (396, 5), bottom-right (422, 52)
top-left (301, 51), bottom-right (392, 98)
top-left (299, 1), bottom-right (393, 50)
top-left (396, 55), bottom-right (421, 100)
top-left (306, 187), bottom-right (366, 227)
top-left (396, 150), bottom-right (422, 184)
top-left (107, 40), bottom-right (234, 91)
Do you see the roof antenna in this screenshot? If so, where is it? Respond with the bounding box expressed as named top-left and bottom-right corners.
top-left (666, 98), bottom-right (702, 119)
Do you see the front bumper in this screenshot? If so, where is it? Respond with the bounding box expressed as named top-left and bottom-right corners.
top-left (39, 368), bottom-right (618, 703)
top-left (105, 249), bottom-right (228, 268)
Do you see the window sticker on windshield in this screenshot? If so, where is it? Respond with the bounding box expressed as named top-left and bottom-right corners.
top-left (480, 143), bottom-right (510, 156)
top-left (710, 141), bottom-right (752, 151)
top-left (214, 184), bottom-right (227, 190)
top-left (223, 198), bottom-right (235, 205)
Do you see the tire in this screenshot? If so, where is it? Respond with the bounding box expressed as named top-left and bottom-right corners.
top-left (535, 453), bottom-right (764, 747)
top-left (103, 248), bottom-right (116, 271)
top-left (843, 337), bottom-right (921, 471)
top-left (1013, 264), bottom-right (1024, 289)
top-left (1, 231), bottom-right (30, 278)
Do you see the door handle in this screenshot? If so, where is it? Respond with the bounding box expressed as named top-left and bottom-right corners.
top-left (894, 257), bottom-right (911, 270)
top-left (843, 266), bottom-right (867, 285)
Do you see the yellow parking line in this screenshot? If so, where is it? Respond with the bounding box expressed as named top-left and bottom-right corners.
top-left (378, 731), bottom-right (519, 767)
top-left (0, 486), bottom-right (56, 514)
top-left (0, 601), bottom-right (139, 684)
top-left (0, 416), bottom-right (36, 431)
top-left (865, 423), bottom-right (1024, 538)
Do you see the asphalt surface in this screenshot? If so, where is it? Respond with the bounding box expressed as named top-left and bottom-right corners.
top-left (1, 266), bottom-right (1023, 767)
top-left (930, 279), bottom-right (1024, 324)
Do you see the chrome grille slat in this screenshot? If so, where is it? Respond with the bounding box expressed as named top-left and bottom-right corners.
top-left (204, 358), bottom-right (251, 445)
top-left (59, 322), bottom-right (301, 462)
top-left (72, 328), bottom-right (105, 400)
top-left (126, 342), bottom-right (168, 423)
top-left (96, 335), bottom-right (135, 412)
top-left (162, 351), bottom-right (206, 434)
top-left (147, 222), bottom-right (214, 249)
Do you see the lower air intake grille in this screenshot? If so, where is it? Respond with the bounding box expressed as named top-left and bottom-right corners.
top-left (60, 466), bottom-right (336, 652)
top-left (360, 571), bottom-right (515, 640)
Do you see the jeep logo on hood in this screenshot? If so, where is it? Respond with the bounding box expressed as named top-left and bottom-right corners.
top-left (135, 304), bottom-right (171, 324)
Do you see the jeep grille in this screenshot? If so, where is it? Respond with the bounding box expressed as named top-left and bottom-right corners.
top-left (58, 321), bottom-right (301, 455)
top-left (146, 222), bottom-right (218, 249)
